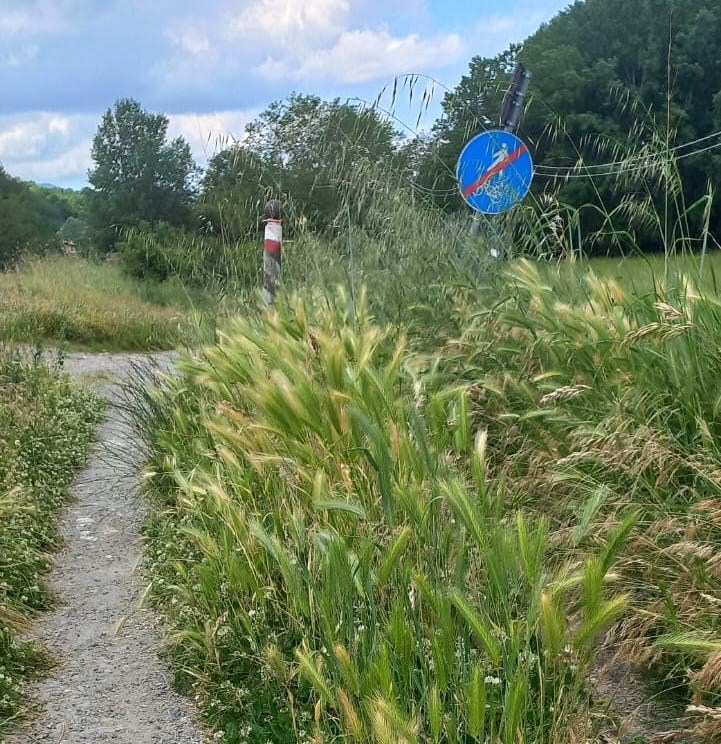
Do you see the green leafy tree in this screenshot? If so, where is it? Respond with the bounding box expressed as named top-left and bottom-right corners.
top-left (87, 98), bottom-right (198, 252)
top-left (415, 47), bottom-right (518, 212)
top-left (196, 146), bottom-right (268, 243)
top-left (418, 0), bottom-right (721, 253)
top-left (0, 165), bottom-right (75, 267)
top-left (242, 93), bottom-right (400, 231)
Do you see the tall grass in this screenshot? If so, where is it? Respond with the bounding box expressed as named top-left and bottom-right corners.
top-left (447, 259), bottom-right (721, 738)
top-left (120, 102), bottom-right (721, 740)
top-left (0, 346), bottom-right (103, 732)
top-left (134, 290), bottom-right (635, 743)
top-left (0, 256), bottom-right (201, 350)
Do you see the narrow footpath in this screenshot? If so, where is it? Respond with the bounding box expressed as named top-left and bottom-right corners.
top-left (7, 353), bottom-right (205, 744)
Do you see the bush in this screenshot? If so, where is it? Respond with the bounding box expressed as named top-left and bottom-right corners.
top-left (117, 222), bottom-right (258, 290)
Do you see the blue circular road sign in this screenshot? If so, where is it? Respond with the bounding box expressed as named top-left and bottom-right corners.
top-left (456, 130), bottom-right (534, 214)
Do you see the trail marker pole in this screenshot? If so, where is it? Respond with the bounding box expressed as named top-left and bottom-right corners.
top-left (263, 199), bottom-right (282, 304)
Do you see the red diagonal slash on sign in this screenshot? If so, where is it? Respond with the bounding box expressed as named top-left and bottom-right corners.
top-left (461, 143), bottom-right (529, 198)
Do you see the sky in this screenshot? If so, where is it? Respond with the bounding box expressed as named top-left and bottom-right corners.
top-left (0, 0), bottom-right (571, 189)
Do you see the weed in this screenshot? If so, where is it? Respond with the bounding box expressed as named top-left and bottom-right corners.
top-left (0, 346), bottom-right (103, 732)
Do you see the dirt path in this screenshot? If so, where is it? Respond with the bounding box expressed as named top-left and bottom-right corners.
top-left (7, 352), bottom-right (205, 744)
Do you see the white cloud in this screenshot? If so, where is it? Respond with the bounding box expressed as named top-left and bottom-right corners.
top-left (9, 139), bottom-right (94, 184)
top-left (167, 28), bottom-right (211, 56)
top-left (0, 11), bottom-right (36, 36)
top-left (159, 0), bottom-right (463, 91)
top-left (0, 1), bottom-right (87, 37)
top-left (0, 108), bottom-right (264, 187)
top-left (0, 45), bottom-right (39, 68)
top-left (257, 29), bottom-right (465, 84)
top-left (228, 0), bottom-right (349, 41)
top-left (0, 114), bottom-right (92, 162)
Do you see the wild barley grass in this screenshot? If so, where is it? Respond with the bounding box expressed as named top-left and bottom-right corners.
top-left (0, 346), bottom-right (103, 732)
top-left (0, 257), bottom-right (199, 350)
top-left (135, 289), bottom-right (634, 743)
top-left (130, 245), bottom-right (721, 741)
top-left (448, 259), bottom-right (721, 730)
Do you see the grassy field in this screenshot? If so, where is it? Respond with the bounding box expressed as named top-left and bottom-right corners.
top-left (0, 257), bottom-right (202, 351)
top-left (550, 250), bottom-right (721, 297)
top-left (0, 348), bottom-right (103, 733)
top-left (127, 246), bottom-right (721, 743)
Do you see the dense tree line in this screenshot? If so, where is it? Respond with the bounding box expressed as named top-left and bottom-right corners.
top-left (419, 0), bottom-right (721, 253)
top-left (0, 166), bottom-right (79, 267)
top-left (6, 0), bottom-right (721, 272)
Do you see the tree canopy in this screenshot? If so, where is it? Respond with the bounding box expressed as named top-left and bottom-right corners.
top-left (200, 94), bottom-right (401, 237)
top-left (417, 0), bottom-right (721, 253)
top-left (0, 166), bottom-right (76, 267)
top-left (87, 98), bottom-right (198, 251)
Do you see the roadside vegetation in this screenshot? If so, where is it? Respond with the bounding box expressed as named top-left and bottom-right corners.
top-left (1, 0), bottom-right (721, 740)
top-left (133, 251), bottom-right (721, 742)
top-left (0, 348), bottom-right (103, 733)
top-left (0, 257), bottom-right (202, 351)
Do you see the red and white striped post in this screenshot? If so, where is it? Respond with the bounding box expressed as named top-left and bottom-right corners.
top-left (263, 199), bottom-right (282, 304)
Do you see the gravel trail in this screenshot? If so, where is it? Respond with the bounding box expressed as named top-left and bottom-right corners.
top-left (6, 352), bottom-right (205, 744)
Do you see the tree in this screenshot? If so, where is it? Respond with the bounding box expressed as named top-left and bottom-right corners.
top-left (0, 164), bottom-right (75, 267)
top-left (196, 146), bottom-right (268, 243)
top-left (242, 94), bottom-right (400, 230)
top-left (414, 47), bottom-right (519, 212)
top-left (87, 98), bottom-right (198, 251)
top-left (417, 0), bottom-right (721, 254)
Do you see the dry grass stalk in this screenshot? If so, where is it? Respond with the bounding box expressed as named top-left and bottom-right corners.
top-left (691, 652), bottom-right (721, 696)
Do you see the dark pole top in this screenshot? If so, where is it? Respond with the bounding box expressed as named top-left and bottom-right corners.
top-left (264, 199), bottom-right (282, 221)
top-left (500, 63), bottom-right (531, 133)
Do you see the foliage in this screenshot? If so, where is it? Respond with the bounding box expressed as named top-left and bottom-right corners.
top-left (417, 0), bottom-right (721, 254)
top-left (197, 146), bottom-right (268, 243)
top-left (203, 94), bottom-right (402, 235)
top-left (0, 256), bottom-right (198, 350)
top-left (56, 215), bottom-right (90, 250)
top-left (0, 348), bottom-right (103, 733)
top-left (133, 291), bottom-right (634, 743)
top-left (0, 166), bottom-right (77, 268)
top-left (415, 47), bottom-right (519, 212)
top-left (442, 257), bottom-right (721, 738)
top-left (87, 98), bottom-right (198, 252)
top-left (117, 221), bottom-right (258, 291)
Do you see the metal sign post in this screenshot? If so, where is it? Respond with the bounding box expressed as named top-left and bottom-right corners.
top-left (501, 63), bottom-right (531, 133)
top-left (465, 63), bottom-right (532, 248)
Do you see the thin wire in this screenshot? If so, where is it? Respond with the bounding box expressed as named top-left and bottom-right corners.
top-left (380, 72), bottom-right (721, 177)
top-left (366, 74), bottom-right (687, 206)
top-left (535, 129), bottom-right (721, 175)
top-left (536, 138), bottom-right (721, 180)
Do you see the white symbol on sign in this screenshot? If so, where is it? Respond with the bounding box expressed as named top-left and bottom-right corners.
top-left (490, 144), bottom-right (510, 170)
top-left (482, 178), bottom-right (507, 205)
top-left (473, 144), bottom-right (511, 203)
